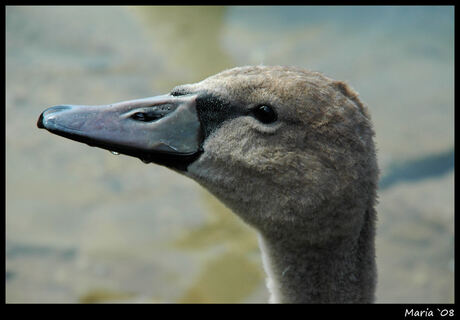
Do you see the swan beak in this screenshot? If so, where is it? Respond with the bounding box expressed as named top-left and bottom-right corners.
top-left (37, 94), bottom-right (203, 169)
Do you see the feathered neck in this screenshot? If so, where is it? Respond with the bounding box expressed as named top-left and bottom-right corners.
top-left (258, 207), bottom-right (377, 303)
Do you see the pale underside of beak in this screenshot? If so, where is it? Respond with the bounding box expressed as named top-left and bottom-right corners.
top-left (37, 94), bottom-right (203, 170)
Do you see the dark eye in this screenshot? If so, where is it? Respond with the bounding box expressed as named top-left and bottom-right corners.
top-left (252, 105), bottom-right (277, 124)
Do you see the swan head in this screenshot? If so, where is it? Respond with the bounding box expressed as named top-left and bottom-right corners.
top-left (182, 66), bottom-right (378, 242)
top-left (38, 65), bottom-right (378, 244)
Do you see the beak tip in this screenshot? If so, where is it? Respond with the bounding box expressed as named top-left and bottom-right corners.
top-left (37, 105), bottom-right (72, 129)
top-left (37, 112), bottom-right (45, 129)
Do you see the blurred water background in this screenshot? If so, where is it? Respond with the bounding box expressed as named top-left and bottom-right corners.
top-left (6, 6), bottom-right (454, 303)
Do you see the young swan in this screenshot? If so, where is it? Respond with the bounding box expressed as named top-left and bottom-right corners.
top-left (38, 66), bottom-right (379, 303)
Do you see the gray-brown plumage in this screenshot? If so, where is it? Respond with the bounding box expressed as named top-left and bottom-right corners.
top-left (181, 66), bottom-right (379, 303)
top-left (38, 65), bottom-right (379, 303)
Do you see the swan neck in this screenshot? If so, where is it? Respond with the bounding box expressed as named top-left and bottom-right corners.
top-left (258, 210), bottom-right (376, 303)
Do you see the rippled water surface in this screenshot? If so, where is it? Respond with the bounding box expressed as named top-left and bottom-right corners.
top-left (6, 6), bottom-right (454, 303)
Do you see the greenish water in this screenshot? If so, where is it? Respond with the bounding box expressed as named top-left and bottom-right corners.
top-left (6, 6), bottom-right (454, 303)
top-left (380, 148), bottom-right (454, 190)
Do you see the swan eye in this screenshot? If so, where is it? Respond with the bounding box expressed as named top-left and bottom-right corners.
top-left (252, 105), bottom-right (277, 124)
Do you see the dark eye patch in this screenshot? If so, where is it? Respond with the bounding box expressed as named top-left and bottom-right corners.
top-left (195, 93), bottom-right (242, 139)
